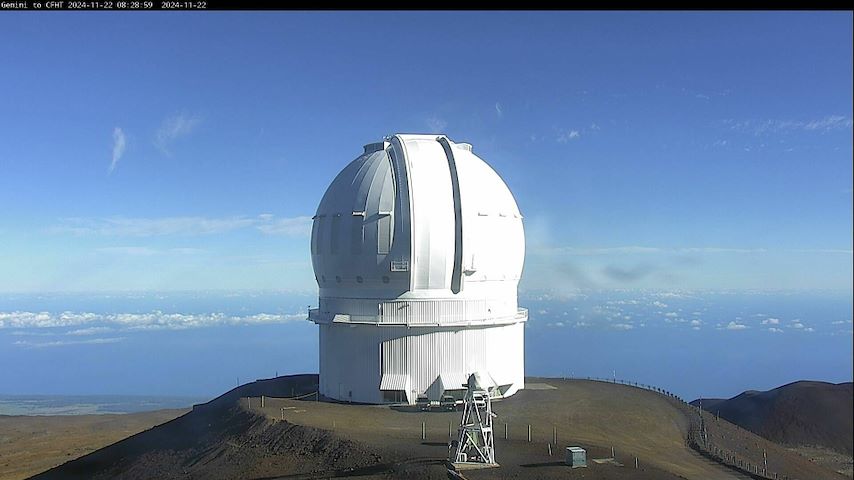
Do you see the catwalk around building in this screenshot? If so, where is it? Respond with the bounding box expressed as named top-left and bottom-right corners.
top-left (308, 134), bottom-right (527, 404)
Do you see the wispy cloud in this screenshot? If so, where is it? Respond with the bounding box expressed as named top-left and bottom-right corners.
top-left (109, 127), bottom-right (126, 173)
top-left (494, 102), bottom-right (503, 118)
top-left (768, 327), bottom-right (784, 333)
top-left (761, 317), bottom-right (780, 325)
top-left (612, 323), bottom-right (634, 330)
top-left (155, 113), bottom-right (200, 155)
top-left (723, 321), bottom-right (748, 330)
top-left (543, 246), bottom-right (661, 256)
top-left (52, 216), bottom-right (254, 236)
top-left (255, 215), bottom-right (313, 236)
top-left (534, 245), bottom-right (852, 256)
top-left (557, 130), bottom-right (581, 143)
top-left (95, 246), bottom-right (206, 256)
top-left (67, 326), bottom-right (114, 336)
top-left (1, 310), bottom-right (307, 331)
top-left (725, 115), bottom-right (853, 136)
top-left (426, 115), bottom-right (447, 133)
top-left (50, 215), bottom-right (312, 238)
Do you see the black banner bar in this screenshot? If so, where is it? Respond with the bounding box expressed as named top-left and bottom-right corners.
top-left (0, 2), bottom-right (846, 11)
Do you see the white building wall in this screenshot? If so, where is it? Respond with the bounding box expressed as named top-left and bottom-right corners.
top-left (318, 321), bottom-right (525, 404)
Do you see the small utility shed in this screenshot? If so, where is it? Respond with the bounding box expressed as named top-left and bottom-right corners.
top-left (566, 446), bottom-right (587, 468)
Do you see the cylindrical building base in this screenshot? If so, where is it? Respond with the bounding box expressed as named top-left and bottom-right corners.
top-left (318, 320), bottom-right (525, 404)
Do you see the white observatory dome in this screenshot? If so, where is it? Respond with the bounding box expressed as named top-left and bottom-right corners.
top-left (309, 134), bottom-right (527, 404)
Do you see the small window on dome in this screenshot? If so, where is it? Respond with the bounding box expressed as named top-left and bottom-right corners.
top-left (356, 276), bottom-right (364, 283)
top-left (382, 276), bottom-right (390, 284)
top-left (335, 276), bottom-right (341, 283)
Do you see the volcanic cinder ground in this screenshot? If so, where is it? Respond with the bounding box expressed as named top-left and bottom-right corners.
top-left (23, 375), bottom-right (850, 480)
top-left (0, 409), bottom-right (188, 480)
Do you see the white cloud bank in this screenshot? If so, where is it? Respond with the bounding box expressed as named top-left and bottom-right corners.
top-left (0, 310), bottom-right (307, 331)
top-left (14, 337), bottom-right (126, 348)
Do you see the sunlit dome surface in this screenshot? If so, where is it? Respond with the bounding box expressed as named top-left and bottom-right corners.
top-left (311, 134), bottom-right (524, 309)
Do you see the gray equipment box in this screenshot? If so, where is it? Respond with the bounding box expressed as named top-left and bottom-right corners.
top-left (566, 446), bottom-right (587, 468)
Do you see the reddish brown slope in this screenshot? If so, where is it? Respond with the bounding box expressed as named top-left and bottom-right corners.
top-left (693, 381), bottom-right (853, 455)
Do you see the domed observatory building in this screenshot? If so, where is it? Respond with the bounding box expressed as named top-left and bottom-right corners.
top-left (308, 134), bottom-right (526, 404)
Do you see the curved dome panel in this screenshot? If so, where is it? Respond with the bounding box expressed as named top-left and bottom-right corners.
top-left (310, 134), bottom-right (525, 319)
top-left (311, 146), bottom-right (408, 296)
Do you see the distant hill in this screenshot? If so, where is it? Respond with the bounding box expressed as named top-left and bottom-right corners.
top-left (692, 381), bottom-right (853, 455)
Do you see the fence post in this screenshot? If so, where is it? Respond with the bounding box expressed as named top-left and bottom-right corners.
top-left (504, 423), bottom-right (508, 440)
top-left (553, 426), bottom-right (556, 445)
top-left (421, 421), bottom-right (425, 440)
top-left (527, 424), bottom-right (531, 442)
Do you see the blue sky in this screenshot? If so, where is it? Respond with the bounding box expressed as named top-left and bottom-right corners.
top-left (0, 11), bottom-right (851, 293)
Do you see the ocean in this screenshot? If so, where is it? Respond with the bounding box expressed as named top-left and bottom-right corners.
top-left (0, 290), bottom-right (850, 412)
